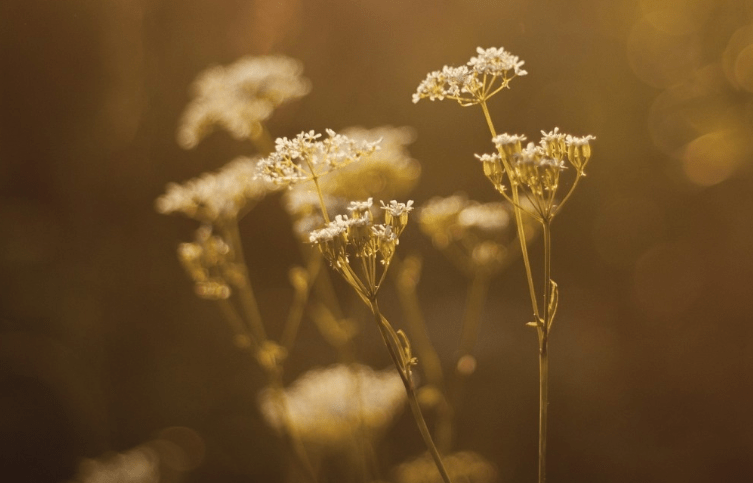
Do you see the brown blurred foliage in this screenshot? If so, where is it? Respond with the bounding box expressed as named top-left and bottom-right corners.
top-left (1, 0), bottom-right (752, 482)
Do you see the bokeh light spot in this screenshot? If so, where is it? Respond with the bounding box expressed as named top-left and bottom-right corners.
top-left (681, 129), bottom-right (749, 186)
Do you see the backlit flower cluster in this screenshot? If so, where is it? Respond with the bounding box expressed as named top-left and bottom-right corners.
top-left (309, 199), bottom-right (413, 298)
top-left (256, 130), bottom-right (381, 188)
top-left (156, 156), bottom-right (274, 223)
top-left (418, 193), bottom-right (528, 274)
top-left (478, 128), bottom-right (596, 220)
top-left (258, 363), bottom-right (405, 448)
top-left (413, 46), bottom-right (527, 105)
top-left (177, 55), bottom-right (311, 148)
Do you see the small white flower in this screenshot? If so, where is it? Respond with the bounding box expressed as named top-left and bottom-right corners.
top-left (492, 133), bottom-right (527, 146)
top-left (565, 134), bottom-right (596, 146)
top-left (380, 200), bottom-right (414, 217)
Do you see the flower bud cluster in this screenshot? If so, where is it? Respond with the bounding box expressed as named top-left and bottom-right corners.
top-left (478, 128), bottom-right (596, 220)
top-left (413, 46), bottom-right (527, 105)
top-left (256, 130), bottom-right (381, 188)
top-left (177, 226), bottom-right (240, 300)
top-left (309, 199), bottom-right (413, 297)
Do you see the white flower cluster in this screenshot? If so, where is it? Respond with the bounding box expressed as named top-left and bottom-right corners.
top-left (177, 55), bottom-right (311, 149)
top-left (156, 156), bottom-right (274, 222)
top-left (256, 130), bottom-right (381, 188)
top-left (257, 364), bottom-right (405, 447)
top-left (413, 46), bottom-right (527, 104)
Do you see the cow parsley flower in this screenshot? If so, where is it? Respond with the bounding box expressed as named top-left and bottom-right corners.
top-left (176, 55), bottom-right (311, 149)
top-left (413, 46), bottom-right (527, 105)
top-left (256, 129), bottom-right (381, 188)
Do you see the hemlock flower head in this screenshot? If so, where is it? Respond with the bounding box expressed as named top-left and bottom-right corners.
top-left (257, 364), bottom-right (405, 448)
top-left (155, 156), bottom-right (275, 223)
top-left (481, 130), bottom-right (596, 219)
top-left (176, 55), bottom-right (311, 149)
top-left (413, 46), bottom-right (527, 105)
top-left (256, 129), bottom-right (381, 188)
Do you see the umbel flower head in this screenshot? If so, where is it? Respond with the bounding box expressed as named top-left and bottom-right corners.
top-left (309, 198), bottom-right (414, 299)
top-left (413, 46), bottom-right (527, 105)
top-left (256, 130), bottom-right (381, 189)
top-left (478, 128), bottom-right (596, 220)
top-left (155, 156), bottom-right (275, 223)
top-left (177, 55), bottom-right (311, 148)
top-left (258, 363), bottom-right (405, 449)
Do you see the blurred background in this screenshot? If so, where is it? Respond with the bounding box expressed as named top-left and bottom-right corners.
top-left (1, 0), bottom-right (753, 481)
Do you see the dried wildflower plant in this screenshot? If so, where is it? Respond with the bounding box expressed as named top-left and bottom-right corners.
top-left (157, 45), bottom-right (596, 483)
top-left (415, 46), bottom-right (595, 483)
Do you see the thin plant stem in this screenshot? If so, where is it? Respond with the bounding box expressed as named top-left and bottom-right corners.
top-left (281, 254), bottom-right (321, 352)
top-left (370, 300), bottom-right (454, 483)
top-left (222, 218), bottom-right (267, 342)
top-left (538, 337), bottom-right (549, 483)
top-left (538, 220), bottom-right (552, 483)
top-left (479, 101), bottom-right (540, 321)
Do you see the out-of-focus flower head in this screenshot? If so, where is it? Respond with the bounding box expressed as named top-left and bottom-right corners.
top-left (256, 129), bottom-right (381, 189)
top-left (177, 55), bottom-right (311, 149)
top-left (413, 46), bottom-right (527, 105)
top-left (394, 450), bottom-right (497, 483)
top-left (258, 364), bottom-right (405, 448)
top-left (176, 226), bottom-right (241, 300)
top-left (68, 446), bottom-right (159, 483)
top-left (418, 193), bottom-right (526, 274)
top-left (156, 156), bottom-right (275, 223)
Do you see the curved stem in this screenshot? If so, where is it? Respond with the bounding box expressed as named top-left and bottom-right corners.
top-left (370, 299), bottom-right (454, 483)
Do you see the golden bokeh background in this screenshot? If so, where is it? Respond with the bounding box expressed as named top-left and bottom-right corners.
top-left (1, 0), bottom-right (752, 481)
